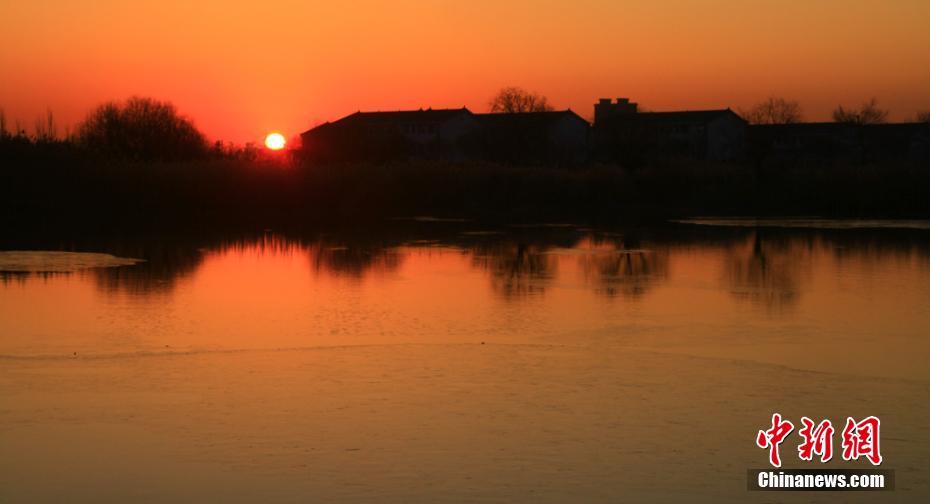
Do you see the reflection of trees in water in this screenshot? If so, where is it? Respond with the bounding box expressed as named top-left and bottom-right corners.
top-left (89, 234), bottom-right (406, 294)
top-left (576, 236), bottom-right (669, 299)
top-left (470, 242), bottom-right (556, 298)
top-left (1, 271), bottom-right (69, 286)
top-left (12, 226), bottom-right (928, 302)
top-left (723, 229), bottom-right (930, 310)
top-left (723, 233), bottom-right (811, 309)
top-left (92, 241), bottom-right (206, 295)
top-left (0, 249), bottom-right (201, 294)
top-left (830, 233), bottom-right (930, 271)
top-left (308, 241), bottom-right (403, 278)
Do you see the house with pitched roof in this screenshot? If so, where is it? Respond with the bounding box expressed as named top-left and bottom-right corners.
top-left (474, 110), bottom-right (589, 165)
top-left (300, 107), bottom-right (591, 165)
top-left (300, 108), bottom-right (479, 163)
top-left (592, 98), bottom-right (747, 162)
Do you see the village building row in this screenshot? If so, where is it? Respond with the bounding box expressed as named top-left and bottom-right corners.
top-left (299, 108), bottom-right (590, 165)
top-left (300, 98), bottom-right (929, 165)
top-left (748, 122), bottom-right (930, 163)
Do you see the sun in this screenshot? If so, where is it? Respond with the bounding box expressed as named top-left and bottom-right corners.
top-left (264, 132), bottom-right (286, 150)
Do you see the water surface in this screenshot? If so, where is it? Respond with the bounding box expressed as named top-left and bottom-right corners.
top-left (2, 224), bottom-right (929, 502)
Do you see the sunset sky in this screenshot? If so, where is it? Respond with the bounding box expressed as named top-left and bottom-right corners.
top-left (1, 0), bottom-right (928, 144)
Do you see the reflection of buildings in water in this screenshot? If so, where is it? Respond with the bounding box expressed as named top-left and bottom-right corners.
top-left (470, 242), bottom-right (556, 298)
top-left (577, 244), bottom-right (669, 299)
top-left (723, 233), bottom-right (811, 309)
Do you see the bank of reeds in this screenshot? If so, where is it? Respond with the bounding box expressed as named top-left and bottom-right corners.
top-left (2, 135), bottom-right (929, 234)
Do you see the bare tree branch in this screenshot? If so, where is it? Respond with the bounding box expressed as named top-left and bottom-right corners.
top-left (739, 97), bottom-right (802, 125)
top-left (833, 98), bottom-right (888, 125)
top-left (488, 87), bottom-right (554, 113)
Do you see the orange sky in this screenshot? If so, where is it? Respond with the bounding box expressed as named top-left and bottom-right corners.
top-left (1, 0), bottom-right (929, 144)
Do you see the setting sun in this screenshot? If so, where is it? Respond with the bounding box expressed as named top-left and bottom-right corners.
top-left (265, 132), bottom-right (286, 150)
top-left (3, 2), bottom-right (929, 501)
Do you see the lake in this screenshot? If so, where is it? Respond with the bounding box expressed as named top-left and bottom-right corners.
top-left (2, 221), bottom-right (929, 502)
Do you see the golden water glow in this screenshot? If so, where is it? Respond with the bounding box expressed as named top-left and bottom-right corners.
top-left (3, 232), bottom-right (930, 500)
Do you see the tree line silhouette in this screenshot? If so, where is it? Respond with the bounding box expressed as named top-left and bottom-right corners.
top-left (2, 91), bottom-right (929, 235)
top-left (0, 96), bottom-right (266, 163)
top-left (77, 97), bottom-right (207, 161)
top-left (2, 91), bottom-right (928, 160)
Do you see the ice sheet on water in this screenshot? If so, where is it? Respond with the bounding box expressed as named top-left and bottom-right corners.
top-left (673, 218), bottom-right (930, 230)
top-left (0, 251), bottom-right (143, 272)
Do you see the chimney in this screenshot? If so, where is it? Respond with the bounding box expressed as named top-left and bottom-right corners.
top-left (594, 96), bottom-right (638, 126)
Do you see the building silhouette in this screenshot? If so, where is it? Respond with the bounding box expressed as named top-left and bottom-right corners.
top-left (594, 98), bottom-right (639, 124)
top-left (299, 96), bottom-right (927, 166)
top-left (474, 110), bottom-right (589, 165)
top-left (591, 99), bottom-right (747, 163)
top-left (748, 122), bottom-right (930, 163)
top-left (300, 108), bottom-right (478, 163)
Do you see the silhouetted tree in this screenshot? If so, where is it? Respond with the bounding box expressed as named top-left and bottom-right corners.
top-left (34, 109), bottom-right (57, 142)
top-left (0, 108), bottom-right (8, 139)
top-left (917, 111), bottom-right (930, 123)
top-left (832, 98), bottom-right (888, 125)
top-left (740, 97), bottom-right (802, 124)
top-left (488, 87), bottom-right (553, 113)
top-left (76, 96), bottom-right (207, 161)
